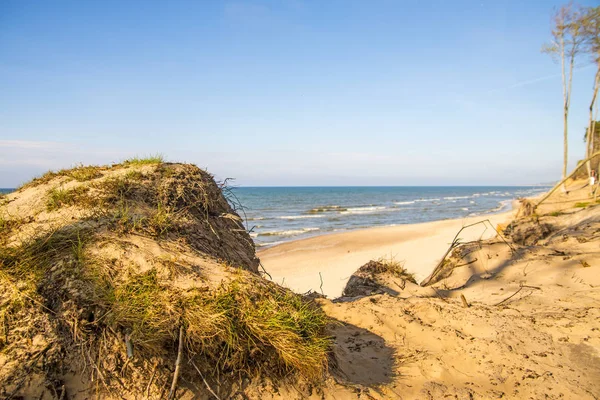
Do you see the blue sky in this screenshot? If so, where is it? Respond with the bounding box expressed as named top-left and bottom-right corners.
top-left (1, 0), bottom-right (598, 187)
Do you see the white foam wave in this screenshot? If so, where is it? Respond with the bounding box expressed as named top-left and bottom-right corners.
top-left (255, 240), bottom-right (287, 247)
top-left (415, 198), bottom-right (440, 202)
top-left (340, 206), bottom-right (386, 215)
top-left (258, 227), bottom-right (320, 237)
top-left (444, 196), bottom-right (470, 200)
top-left (278, 215), bottom-right (324, 220)
top-left (394, 201), bottom-right (415, 205)
top-left (470, 199), bottom-right (513, 217)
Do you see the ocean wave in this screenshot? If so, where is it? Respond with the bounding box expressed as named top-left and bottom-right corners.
top-left (307, 205), bottom-right (347, 213)
top-left (340, 206), bottom-right (387, 215)
top-left (278, 215), bottom-right (324, 220)
top-left (258, 227), bottom-right (320, 237)
top-left (415, 198), bottom-right (440, 202)
top-left (489, 199), bottom-right (512, 213)
top-left (469, 199), bottom-right (512, 216)
top-left (461, 207), bottom-right (469, 211)
top-left (394, 200), bottom-right (415, 205)
top-left (247, 217), bottom-right (264, 221)
top-left (255, 240), bottom-right (287, 247)
top-left (444, 196), bottom-right (471, 200)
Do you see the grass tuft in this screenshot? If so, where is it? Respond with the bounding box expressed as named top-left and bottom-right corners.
top-left (18, 165), bottom-right (104, 190)
top-left (67, 165), bottom-right (103, 182)
top-left (575, 202), bottom-right (590, 208)
top-left (104, 271), bottom-right (330, 378)
top-left (122, 154), bottom-right (164, 166)
top-left (46, 186), bottom-right (91, 211)
top-left (146, 203), bottom-right (174, 236)
top-left (371, 257), bottom-right (417, 283)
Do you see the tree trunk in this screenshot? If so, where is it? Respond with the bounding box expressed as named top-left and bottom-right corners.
top-left (561, 36), bottom-right (570, 191)
top-left (586, 67), bottom-right (600, 176)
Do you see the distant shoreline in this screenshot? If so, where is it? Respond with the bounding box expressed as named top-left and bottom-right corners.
top-left (257, 209), bottom-right (517, 298)
top-left (235, 185), bottom-right (549, 247)
top-left (254, 200), bottom-right (519, 250)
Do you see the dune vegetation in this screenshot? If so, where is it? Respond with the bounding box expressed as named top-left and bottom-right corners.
top-left (0, 158), bottom-right (331, 399)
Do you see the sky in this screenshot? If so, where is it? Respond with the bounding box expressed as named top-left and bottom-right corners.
top-left (1, 0), bottom-right (599, 187)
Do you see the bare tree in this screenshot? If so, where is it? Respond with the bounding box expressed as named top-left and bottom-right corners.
top-left (581, 6), bottom-right (600, 175)
top-left (542, 3), bottom-right (585, 189)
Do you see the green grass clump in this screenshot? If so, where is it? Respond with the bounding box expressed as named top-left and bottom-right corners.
top-left (549, 211), bottom-right (564, 217)
top-left (108, 269), bottom-right (177, 351)
top-left (122, 154), bottom-right (164, 166)
top-left (103, 270), bottom-right (331, 379)
top-left (66, 165), bottom-right (103, 182)
top-left (188, 279), bottom-right (330, 378)
top-left (46, 186), bottom-right (91, 211)
top-left (575, 202), bottom-right (590, 208)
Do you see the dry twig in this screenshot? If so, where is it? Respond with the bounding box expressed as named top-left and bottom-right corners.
top-left (168, 326), bottom-right (185, 400)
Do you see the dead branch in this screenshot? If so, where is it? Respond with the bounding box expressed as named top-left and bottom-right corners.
top-left (535, 150), bottom-right (600, 210)
top-left (494, 283), bottom-right (542, 306)
top-left (421, 219), bottom-right (514, 286)
top-left (168, 326), bottom-right (185, 400)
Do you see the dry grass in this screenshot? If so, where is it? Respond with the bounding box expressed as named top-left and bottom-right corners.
top-left (18, 165), bottom-right (104, 190)
top-left (1, 162), bottom-right (323, 397)
top-left (0, 222), bottom-right (330, 389)
top-left (67, 165), bottom-right (104, 181)
top-left (370, 257), bottom-right (417, 283)
top-left (0, 227), bottom-right (330, 380)
top-left (518, 198), bottom-right (535, 217)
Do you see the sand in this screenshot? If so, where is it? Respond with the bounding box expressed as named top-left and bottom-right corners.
top-left (257, 184), bottom-right (600, 399)
top-left (259, 209), bottom-right (517, 298)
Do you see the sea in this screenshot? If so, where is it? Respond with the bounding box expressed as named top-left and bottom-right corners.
top-left (1, 186), bottom-right (550, 248)
top-left (231, 186), bottom-right (550, 247)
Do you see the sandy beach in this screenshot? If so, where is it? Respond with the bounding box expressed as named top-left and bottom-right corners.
top-left (259, 208), bottom-right (517, 298)
top-left (258, 183), bottom-right (600, 399)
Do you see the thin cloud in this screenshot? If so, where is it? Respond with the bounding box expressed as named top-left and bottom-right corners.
top-left (0, 140), bottom-right (70, 150)
top-left (486, 64), bottom-right (595, 94)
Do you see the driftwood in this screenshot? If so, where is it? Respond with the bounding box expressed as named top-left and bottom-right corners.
top-left (534, 150), bottom-right (600, 210)
top-left (420, 219), bottom-right (513, 287)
